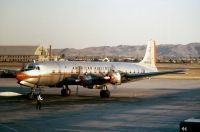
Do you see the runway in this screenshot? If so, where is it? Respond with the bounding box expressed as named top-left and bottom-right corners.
top-left (0, 78), bottom-right (200, 132)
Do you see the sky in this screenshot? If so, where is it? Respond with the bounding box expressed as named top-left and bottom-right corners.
top-left (0, 0), bottom-right (199, 49)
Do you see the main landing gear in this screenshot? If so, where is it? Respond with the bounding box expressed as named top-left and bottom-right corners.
top-left (100, 85), bottom-right (110, 98)
top-left (61, 85), bottom-right (71, 96)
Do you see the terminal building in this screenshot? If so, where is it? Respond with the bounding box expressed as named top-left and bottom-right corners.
top-left (0, 45), bottom-right (49, 62)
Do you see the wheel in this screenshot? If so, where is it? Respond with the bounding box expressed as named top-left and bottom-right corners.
top-left (105, 90), bottom-right (110, 98)
top-left (61, 88), bottom-right (71, 96)
top-left (100, 90), bottom-right (110, 98)
top-left (100, 90), bottom-right (105, 98)
top-left (61, 89), bottom-right (66, 96)
top-left (66, 89), bottom-right (71, 96)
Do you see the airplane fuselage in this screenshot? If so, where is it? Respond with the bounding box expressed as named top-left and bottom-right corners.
top-left (18, 61), bottom-right (157, 87)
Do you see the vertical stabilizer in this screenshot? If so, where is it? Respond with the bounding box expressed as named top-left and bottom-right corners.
top-left (140, 40), bottom-right (157, 68)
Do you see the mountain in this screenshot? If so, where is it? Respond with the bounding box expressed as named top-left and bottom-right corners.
top-left (52, 43), bottom-right (200, 58)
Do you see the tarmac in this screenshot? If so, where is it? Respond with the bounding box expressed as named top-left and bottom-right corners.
top-left (0, 78), bottom-right (200, 132)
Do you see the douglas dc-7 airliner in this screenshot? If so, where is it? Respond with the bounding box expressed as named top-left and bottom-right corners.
top-left (16, 40), bottom-right (183, 99)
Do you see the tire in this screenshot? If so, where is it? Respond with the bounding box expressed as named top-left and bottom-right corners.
top-left (100, 90), bottom-right (110, 98)
top-left (61, 89), bottom-right (67, 96)
top-left (100, 90), bottom-right (105, 98)
top-left (105, 90), bottom-right (110, 98)
top-left (66, 89), bottom-right (71, 96)
top-left (61, 89), bottom-right (71, 96)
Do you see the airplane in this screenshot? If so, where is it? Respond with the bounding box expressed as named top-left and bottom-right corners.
top-left (0, 68), bottom-right (20, 78)
top-left (16, 40), bottom-right (184, 99)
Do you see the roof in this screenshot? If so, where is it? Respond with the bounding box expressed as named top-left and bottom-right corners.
top-left (0, 45), bottom-right (43, 55)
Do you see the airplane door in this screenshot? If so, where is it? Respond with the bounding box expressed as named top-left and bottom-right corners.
top-left (78, 66), bottom-right (83, 75)
top-left (50, 63), bottom-right (61, 85)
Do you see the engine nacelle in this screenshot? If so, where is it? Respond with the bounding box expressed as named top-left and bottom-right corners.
top-left (108, 71), bottom-right (121, 85)
top-left (79, 74), bottom-right (93, 88)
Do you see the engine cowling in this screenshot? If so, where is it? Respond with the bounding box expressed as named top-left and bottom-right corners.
top-left (107, 71), bottom-right (121, 85)
top-left (79, 74), bottom-right (93, 88)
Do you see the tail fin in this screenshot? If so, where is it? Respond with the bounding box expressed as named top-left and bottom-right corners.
top-left (140, 40), bottom-right (157, 68)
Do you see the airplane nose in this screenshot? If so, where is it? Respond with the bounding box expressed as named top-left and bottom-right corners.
top-left (16, 72), bottom-right (28, 81)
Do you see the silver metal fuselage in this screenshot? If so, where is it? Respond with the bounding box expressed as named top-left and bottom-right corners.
top-left (21, 61), bottom-right (157, 87)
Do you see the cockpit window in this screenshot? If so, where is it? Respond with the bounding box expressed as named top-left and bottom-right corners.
top-left (24, 64), bottom-right (40, 71)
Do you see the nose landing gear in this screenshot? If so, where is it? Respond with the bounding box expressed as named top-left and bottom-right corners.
top-left (27, 92), bottom-right (35, 100)
top-left (27, 85), bottom-right (40, 100)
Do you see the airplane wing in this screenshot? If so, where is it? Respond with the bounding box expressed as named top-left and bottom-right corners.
top-left (123, 69), bottom-right (185, 79)
top-left (56, 69), bottom-right (185, 88)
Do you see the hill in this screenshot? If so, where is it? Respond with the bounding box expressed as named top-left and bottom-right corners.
top-left (52, 43), bottom-right (200, 58)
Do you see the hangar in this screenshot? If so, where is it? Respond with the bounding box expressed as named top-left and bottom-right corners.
top-left (0, 45), bottom-right (48, 62)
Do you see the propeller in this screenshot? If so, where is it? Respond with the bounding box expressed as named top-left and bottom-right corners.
top-left (105, 65), bottom-right (122, 89)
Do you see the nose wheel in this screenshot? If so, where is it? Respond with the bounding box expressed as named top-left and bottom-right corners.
top-left (61, 85), bottom-right (71, 96)
top-left (100, 85), bottom-right (110, 98)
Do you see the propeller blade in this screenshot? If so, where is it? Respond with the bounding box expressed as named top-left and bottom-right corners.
top-left (75, 79), bottom-right (80, 82)
top-left (104, 76), bottom-right (110, 80)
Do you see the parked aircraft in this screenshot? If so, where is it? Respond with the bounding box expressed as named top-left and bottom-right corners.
top-left (16, 40), bottom-right (183, 99)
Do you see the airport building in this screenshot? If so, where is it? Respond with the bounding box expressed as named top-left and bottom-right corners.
top-left (0, 45), bottom-right (49, 62)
